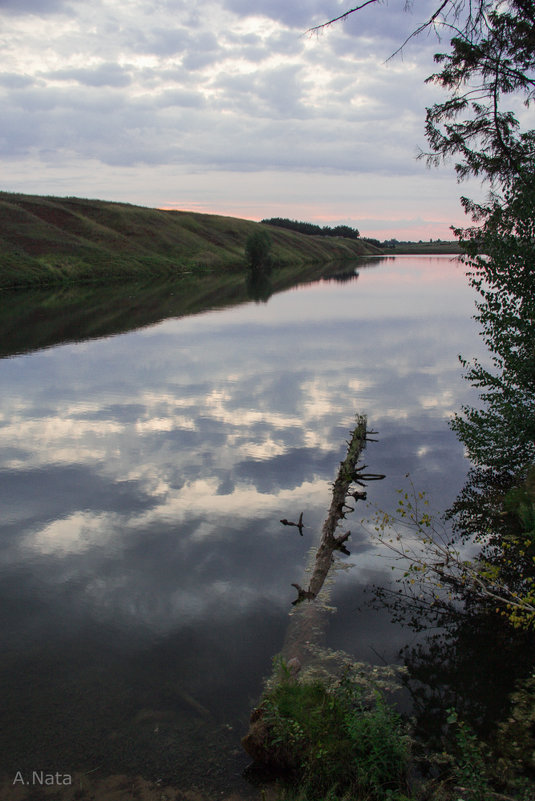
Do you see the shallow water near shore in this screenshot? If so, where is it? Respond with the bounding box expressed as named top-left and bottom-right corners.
top-left (0, 256), bottom-right (491, 796)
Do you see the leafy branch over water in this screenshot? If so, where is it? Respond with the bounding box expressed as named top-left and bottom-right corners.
top-left (368, 475), bottom-right (535, 629)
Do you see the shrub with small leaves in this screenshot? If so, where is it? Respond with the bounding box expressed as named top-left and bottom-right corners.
top-left (245, 229), bottom-right (272, 272)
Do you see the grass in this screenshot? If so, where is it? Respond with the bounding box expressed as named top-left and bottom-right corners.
top-left (255, 665), bottom-right (412, 801)
top-left (249, 660), bottom-right (535, 801)
top-left (0, 191), bottom-right (378, 289)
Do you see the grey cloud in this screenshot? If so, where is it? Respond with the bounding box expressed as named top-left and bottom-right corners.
top-left (190, 30), bottom-right (219, 52)
top-left (224, 31), bottom-right (262, 47)
top-left (331, 4), bottom-right (428, 47)
top-left (0, 82), bottom-right (425, 174)
top-left (137, 27), bottom-right (196, 57)
top-left (133, 25), bottom-right (221, 61)
top-left (221, 28), bottom-right (303, 62)
top-left (271, 29), bottom-right (306, 55)
top-left (155, 88), bottom-right (206, 108)
top-left (214, 64), bottom-right (309, 119)
top-left (255, 64), bottom-right (310, 117)
top-left (182, 50), bottom-right (221, 70)
top-left (220, 0), bottom-right (446, 39)
top-left (0, 0), bottom-right (444, 178)
top-left (220, 34), bottom-right (272, 65)
top-left (221, 0), bottom-right (338, 29)
top-left (47, 63), bottom-right (132, 88)
top-left (138, 65), bottom-right (191, 87)
top-left (235, 43), bottom-right (271, 63)
top-left (0, 73), bottom-right (36, 89)
top-left (213, 0), bottom-right (448, 68)
top-left (5, 84), bottom-right (126, 113)
top-left (0, 0), bottom-right (70, 14)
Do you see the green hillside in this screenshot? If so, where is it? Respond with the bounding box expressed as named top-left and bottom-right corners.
top-left (0, 191), bottom-right (378, 289)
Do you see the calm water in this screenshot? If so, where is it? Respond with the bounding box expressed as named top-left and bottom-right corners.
top-left (0, 256), bottom-right (486, 795)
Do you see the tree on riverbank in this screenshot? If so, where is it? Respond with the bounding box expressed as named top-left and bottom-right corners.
top-left (315, 0), bottom-right (535, 625)
top-left (245, 229), bottom-right (272, 271)
top-left (295, 4), bottom-right (535, 794)
top-left (314, 1), bottom-right (535, 188)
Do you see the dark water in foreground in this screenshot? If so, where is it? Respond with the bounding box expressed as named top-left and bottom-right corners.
top-left (0, 257), bottom-right (488, 795)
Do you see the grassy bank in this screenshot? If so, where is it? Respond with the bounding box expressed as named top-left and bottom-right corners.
top-left (0, 191), bottom-right (378, 289)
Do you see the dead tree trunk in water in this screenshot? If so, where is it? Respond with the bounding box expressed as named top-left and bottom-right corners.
top-left (291, 414), bottom-right (369, 606)
top-left (242, 415), bottom-right (381, 762)
top-left (281, 414), bottom-right (376, 667)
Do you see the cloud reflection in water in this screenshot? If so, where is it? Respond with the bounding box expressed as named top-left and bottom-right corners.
top-left (0, 257), bottom-right (495, 790)
top-left (0, 259), bottom-right (485, 633)
top-left (0, 258), bottom-right (489, 781)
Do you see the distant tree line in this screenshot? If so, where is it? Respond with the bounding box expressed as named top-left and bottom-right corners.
top-left (261, 218), bottom-right (360, 240)
top-left (361, 237), bottom-right (458, 249)
top-left (260, 219), bottom-right (458, 249)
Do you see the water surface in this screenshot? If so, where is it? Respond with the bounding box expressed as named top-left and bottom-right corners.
top-left (0, 256), bottom-right (486, 794)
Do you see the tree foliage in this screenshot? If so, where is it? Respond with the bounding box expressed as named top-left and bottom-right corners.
top-left (262, 217), bottom-right (360, 239)
top-left (451, 183), bottom-right (535, 478)
top-left (423, 0), bottom-right (535, 186)
top-left (367, 179), bottom-right (535, 630)
top-left (371, 476), bottom-right (535, 629)
top-left (245, 229), bottom-right (272, 272)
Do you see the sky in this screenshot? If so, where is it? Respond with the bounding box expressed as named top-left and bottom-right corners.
top-left (0, 0), bottom-right (484, 239)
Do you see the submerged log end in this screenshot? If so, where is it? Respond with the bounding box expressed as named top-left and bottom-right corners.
top-left (241, 706), bottom-right (272, 765)
top-left (241, 706), bottom-right (298, 771)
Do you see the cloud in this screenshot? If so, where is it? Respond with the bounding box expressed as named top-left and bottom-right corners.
top-left (221, 0), bottom-right (332, 29)
top-left (46, 62), bottom-right (132, 87)
top-left (221, 0), bottom-right (445, 48)
top-left (213, 63), bottom-right (310, 119)
top-left (0, 0), bottom-right (70, 14)
top-left (0, 72), bottom-right (36, 88)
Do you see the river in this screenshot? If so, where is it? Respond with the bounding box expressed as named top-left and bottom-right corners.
top-left (0, 256), bottom-right (488, 798)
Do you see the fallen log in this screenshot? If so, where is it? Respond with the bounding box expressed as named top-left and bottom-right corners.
top-left (291, 413), bottom-right (368, 606)
top-left (242, 414), bottom-right (382, 763)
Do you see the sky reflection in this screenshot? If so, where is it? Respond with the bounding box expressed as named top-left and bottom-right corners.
top-left (0, 258), bottom-right (486, 617)
top-left (0, 256), bottom-right (489, 782)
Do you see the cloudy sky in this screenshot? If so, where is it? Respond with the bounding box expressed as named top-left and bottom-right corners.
top-left (0, 0), bottom-right (482, 239)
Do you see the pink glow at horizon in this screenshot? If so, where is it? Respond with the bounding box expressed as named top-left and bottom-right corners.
top-left (159, 201), bottom-right (465, 242)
